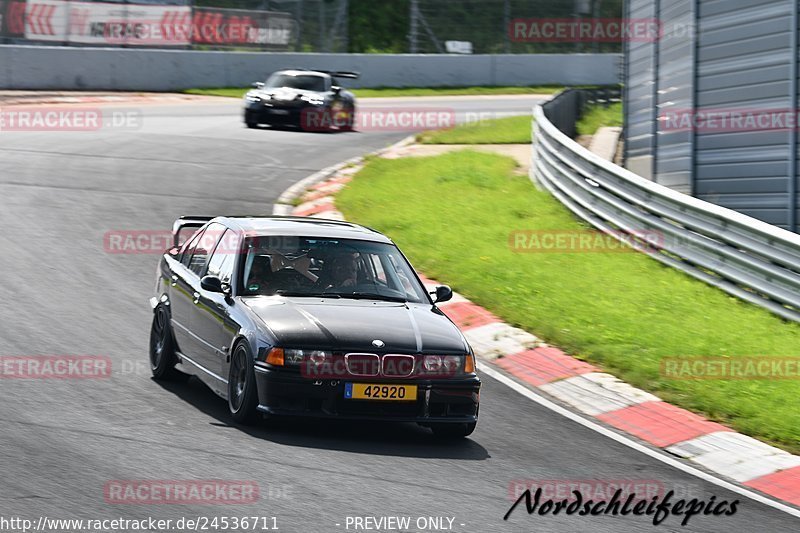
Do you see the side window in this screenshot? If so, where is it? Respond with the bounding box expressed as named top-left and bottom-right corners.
top-left (188, 223), bottom-right (225, 276)
top-left (206, 230), bottom-right (237, 285)
top-left (180, 228), bottom-right (206, 268)
top-left (384, 254), bottom-right (416, 296)
top-left (369, 254), bottom-right (388, 285)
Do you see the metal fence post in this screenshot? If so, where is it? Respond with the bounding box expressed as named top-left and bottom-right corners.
top-left (409, 0), bottom-right (419, 53)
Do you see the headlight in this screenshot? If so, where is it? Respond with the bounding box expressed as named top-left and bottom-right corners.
top-left (284, 349), bottom-right (333, 365)
top-left (442, 355), bottom-right (461, 373)
top-left (245, 94), bottom-right (265, 103)
top-left (301, 95), bottom-right (325, 106)
top-left (422, 355), bottom-right (443, 372)
top-left (421, 355), bottom-right (472, 376)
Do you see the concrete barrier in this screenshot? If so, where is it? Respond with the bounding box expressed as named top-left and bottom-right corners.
top-left (0, 45), bottom-right (621, 91)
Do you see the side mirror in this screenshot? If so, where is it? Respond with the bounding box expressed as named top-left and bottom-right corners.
top-left (252, 82), bottom-right (265, 89)
top-left (433, 285), bottom-right (453, 304)
top-left (332, 86), bottom-right (342, 95)
top-left (201, 275), bottom-right (225, 294)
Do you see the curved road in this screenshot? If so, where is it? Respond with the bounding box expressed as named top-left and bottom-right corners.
top-left (0, 96), bottom-right (796, 533)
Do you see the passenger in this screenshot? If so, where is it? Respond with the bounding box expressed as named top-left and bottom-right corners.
top-left (323, 253), bottom-right (359, 289)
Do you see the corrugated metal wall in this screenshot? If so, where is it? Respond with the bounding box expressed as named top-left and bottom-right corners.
top-left (623, 0), bottom-right (799, 231)
top-left (623, 0), bottom-right (657, 180)
top-left (655, 0), bottom-right (694, 193)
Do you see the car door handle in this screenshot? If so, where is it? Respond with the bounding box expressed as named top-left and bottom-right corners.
top-left (193, 292), bottom-right (200, 304)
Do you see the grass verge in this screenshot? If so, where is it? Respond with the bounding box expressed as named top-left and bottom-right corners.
top-left (336, 150), bottom-right (800, 454)
top-left (418, 115), bottom-right (533, 144)
top-left (184, 85), bottom-right (563, 99)
top-left (576, 102), bottom-right (623, 136)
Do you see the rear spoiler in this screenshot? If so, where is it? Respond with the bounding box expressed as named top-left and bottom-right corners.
top-left (286, 69), bottom-right (359, 80)
top-left (172, 216), bottom-right (215, 248)
top-left (327, 71), bottom-right (360, 80)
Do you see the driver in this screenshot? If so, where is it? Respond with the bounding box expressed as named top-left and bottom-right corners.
top-left (247, 255), bottom-right (272, 292)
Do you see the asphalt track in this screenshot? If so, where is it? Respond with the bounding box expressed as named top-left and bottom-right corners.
top-left (0, 96), bottom-right (797, 533)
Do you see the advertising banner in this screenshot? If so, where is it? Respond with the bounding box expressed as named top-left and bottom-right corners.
top-left (191, 7), bottom-right (295, 49)
top-left (20, 0), bottom-right (191, 46)
top-left (66, 2), bottom-right (191, 46)
top-left (1, 0), bottom-right (31, 39)
top-left (2, 1), bottom-right (294, 48)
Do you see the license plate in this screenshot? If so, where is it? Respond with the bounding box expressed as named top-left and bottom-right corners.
top-left (344, 383), bottom-right (417, 401)
top-left (269, 109), bottom-right (290, 115)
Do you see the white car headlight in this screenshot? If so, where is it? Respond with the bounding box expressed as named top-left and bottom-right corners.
top-left (301, 95), bottom-right (325, 106)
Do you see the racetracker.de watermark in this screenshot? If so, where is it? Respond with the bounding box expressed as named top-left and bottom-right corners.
top-left (301, 108), bottom-right (456, 132)
top-left (509, 229), bottom-right (663, 253)
top-left (104, 480), bottom-right (260, 505)
top-left (660, 108), bottom-right (800, 132)
top-left (104, 229), bottom-right (305, 255)
top-left (299, 355), bottom-right (460, 379)
top-left (507, 479), bottom-right (697, 501)
top-left (661, 357), bottom-right (800, 380)
top-left (0, 356), bottom-right (111, 379)
top-left (510, 18), bottom-right (661, 42)
top-left (0, 107), bottom-right (143, 132)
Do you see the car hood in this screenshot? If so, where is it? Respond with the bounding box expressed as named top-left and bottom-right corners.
top-left (241, 297), bottom-right (469, 354)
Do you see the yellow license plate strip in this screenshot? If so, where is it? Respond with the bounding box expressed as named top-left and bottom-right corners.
top-left (345, 383), bottom-right (417, 401)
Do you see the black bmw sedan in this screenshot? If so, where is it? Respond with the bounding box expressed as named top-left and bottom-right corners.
top-left (149, 216), bottom-right (480, 437)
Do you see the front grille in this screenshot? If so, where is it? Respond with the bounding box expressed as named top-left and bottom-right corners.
top-left (345, 353), bottom-right (380, 376)
top-left (381, 354), bottom-right (415, 377)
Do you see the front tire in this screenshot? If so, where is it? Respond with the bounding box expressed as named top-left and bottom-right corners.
top-left (149, 305), bottom-right (180, 380)
top-left (430, 422), bottom-right (477, 439)
top-left (341, 105), bottom-right (356, 131)
top-left (228, 342), bottom-right (259, 425)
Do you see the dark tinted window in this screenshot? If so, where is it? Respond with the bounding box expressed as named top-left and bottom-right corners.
top-left (188, 222), bottom-right (225, 276)
top-left (265, 74), bottom-right (327, 92)
top-left (180, 227), bottom-right (206, 268)
top-left (239, 236), bottom-right (428, 303)
top-left (206, 230), bottom-right (238, 285)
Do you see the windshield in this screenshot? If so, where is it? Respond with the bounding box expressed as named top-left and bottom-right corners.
top-left (265, 74), bottom-right (327, 92)
top-left (239, 236), bottom-right (429, 303)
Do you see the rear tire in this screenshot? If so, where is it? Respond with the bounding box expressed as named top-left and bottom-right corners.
top-left (228, 342), bottom-right (259, 425)
top-left (149, 305), bottom-right (181, 380)
top-left (430, 422), bottom-right (476, 439)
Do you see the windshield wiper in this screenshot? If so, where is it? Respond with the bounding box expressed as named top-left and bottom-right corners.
top-left (332, 292), bottom-right (407, 302)
top-left (275, 291), bottom-right (341, 298)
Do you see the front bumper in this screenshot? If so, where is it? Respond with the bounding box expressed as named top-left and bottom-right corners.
top-left (254, 366), bottom-right (480, 424)
top-left (244, 101), bottom-right (321, 126)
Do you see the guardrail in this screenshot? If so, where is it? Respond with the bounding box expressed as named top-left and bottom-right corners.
top-left (532, 89), bottom-right (800, 323)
